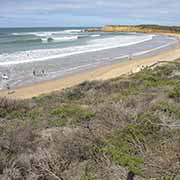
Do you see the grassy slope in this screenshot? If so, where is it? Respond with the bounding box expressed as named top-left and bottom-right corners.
top-left (0, 60), bottom-right (180, 180)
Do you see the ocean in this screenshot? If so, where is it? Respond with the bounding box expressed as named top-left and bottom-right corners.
top-left (0, 27), bottom-right (178, 89)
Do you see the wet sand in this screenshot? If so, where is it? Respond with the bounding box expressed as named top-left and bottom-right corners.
top-left (0, 33), bottom-right (180, 99)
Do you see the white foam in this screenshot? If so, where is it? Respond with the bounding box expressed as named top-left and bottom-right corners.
top-left (64, 29), bottom-right (83, 33)
top-left (91, 34), bottom-right (101, 37)
top-left (12, 29), bottom-right (83, 37)
top-left (0, 34), bottom-right (155, 66)
top-left (41, 37), bottom-right (48, 43)
top-left (40, 36), bottom-right (78, 43)
top-left (12, 32), bottom-right (59, 36)
top-left (51, 36), bottom-right (78, 42)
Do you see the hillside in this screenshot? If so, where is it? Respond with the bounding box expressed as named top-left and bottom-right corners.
top-left (87, 25), bottom-right (180, 34)
top-left (0, 60), bottom-right (180, 179)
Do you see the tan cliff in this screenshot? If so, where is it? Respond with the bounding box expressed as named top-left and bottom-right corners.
top-left (87, 25), bottom-right (180, 34)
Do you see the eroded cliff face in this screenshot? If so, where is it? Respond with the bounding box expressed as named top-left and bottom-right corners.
top-left (88, 25), bottom-right (180, 34)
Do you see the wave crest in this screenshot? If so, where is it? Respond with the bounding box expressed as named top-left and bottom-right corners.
top-left (41, 36), bottom-right (78, 43)
top-left (12, 29), bottom-right (84, 37)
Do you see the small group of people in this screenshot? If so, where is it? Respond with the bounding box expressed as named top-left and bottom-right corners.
top-left (136, 65), bottom-right (149, 73)
top-left (1, 73), bottom-right (9, 80)
top-left (33, 69), bottom-right (46, 77)
top-left (6, 83), bottom-right (15, 94)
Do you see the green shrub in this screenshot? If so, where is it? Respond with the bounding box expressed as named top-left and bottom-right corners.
top-left (8, 111), bottom-right (23, 119)
top-left (121, 84), bottom-right (139, 96)
top-left (169, 85), bottom-right (180, 100)
top-left (153, 101), bottom-right (180, 119)
top-left (0, 108), bottom-right (7, 118)
top-left (137, 112), bottom-right (161, 135)
top-left (134, 69), bottom-right (175, 87)
top-left (50, 104), bottom-right (95, 126)
top-left (164, 175), bottom-right (175, 180)
top-left (49, 118), bottom-right (67, 127)
top-left (26, 110), bottom-right (41, 120)
top-left (155, 65), bottom-right (174, 76)
top-left (63, 89), bottom-right (84, 100)
top-left (0, 108), bottom-right (23, 119)
top-left (80, 173), bottom-right (101, 180)
top-left (102, 125), bottom-right (144, 175)
top-left (0, 107), bottom-right (41, 121)
top-left (35, 94), bottom-right (54, 101)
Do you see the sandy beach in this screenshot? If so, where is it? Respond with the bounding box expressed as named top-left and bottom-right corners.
top-left (0, 33), bottom-right (180, 99)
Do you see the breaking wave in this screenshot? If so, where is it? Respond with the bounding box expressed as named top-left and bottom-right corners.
top-left (12, 29), bottom-right (84, 36)
top-left (41, 36), bottom-right (79, 43)
top-left (91, 34), bottom-right (101, 37)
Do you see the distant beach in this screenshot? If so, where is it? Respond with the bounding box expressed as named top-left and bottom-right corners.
top-left (0, 32), bottom-right (180, 99)
top-left (0, 28), bottom-right (178, 84)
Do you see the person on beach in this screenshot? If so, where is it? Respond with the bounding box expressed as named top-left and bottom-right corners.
top-left (42, 69), bottom-right (45, 76)
top-left (6, 83), bottom-right (15, 94)
top-left (6, 83), bottom-right (10, 94)
top-left (128, 54), bottom-right (133, 60)
top-left (141, 65), bottom-right (145, 70)
top-left (136, 65), bottom-right (140, 72)
top-left (6, 83), bottom-right (10, 90)
top-left (33, 70), bottom-right (36, 76)
top-left (2, 73), bottom-right (9, 80)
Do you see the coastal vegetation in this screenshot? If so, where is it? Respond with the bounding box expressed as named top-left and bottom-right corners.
top-left (0, 60), bottom-right (180, 179)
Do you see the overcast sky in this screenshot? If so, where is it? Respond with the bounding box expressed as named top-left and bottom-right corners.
top-left (0, 0), bottom-right (179, 27)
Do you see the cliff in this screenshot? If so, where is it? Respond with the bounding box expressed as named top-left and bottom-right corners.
top-left (88, 25), bottom-right (180, 34)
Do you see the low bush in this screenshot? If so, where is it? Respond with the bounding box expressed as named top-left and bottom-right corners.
top-left (50, 104), bottom-right (95, 126)
top-left (102, 125), bottom-right (144, 176)
top-left (153, 101), bottom-right (180, 119)
top-left (134, 69), bottom-right (175, 88)
top-left (169, 85), bottom-right (180, 101)
top-left (80, 173), bottom-right (101, 180)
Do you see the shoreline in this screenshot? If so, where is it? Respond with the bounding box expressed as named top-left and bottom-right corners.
top-left (0, 33), bottom-right (180, 99)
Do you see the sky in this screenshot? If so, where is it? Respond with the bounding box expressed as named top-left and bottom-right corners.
top-left (0, 0), bottom-right (180, 27)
